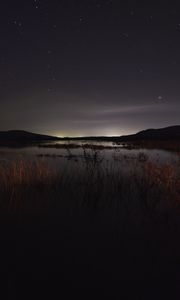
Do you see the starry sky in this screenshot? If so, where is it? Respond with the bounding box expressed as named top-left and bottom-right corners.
top-left (0, 0), bottom-right (180, 137)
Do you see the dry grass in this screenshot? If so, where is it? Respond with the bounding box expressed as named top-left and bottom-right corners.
top-left (144, 161), bottom-right (180, 203)
top-left (0, 160), bottom-right (58, 214)
top-left (0, 155), bottom-right (179, 221)
top-left (0, 159), bottom-right (56, 187)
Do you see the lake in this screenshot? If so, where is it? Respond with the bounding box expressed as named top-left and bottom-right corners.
top-left (0, 140), bottom-right (179, 165)
top-left (0, 141), bottom-right (180, 298)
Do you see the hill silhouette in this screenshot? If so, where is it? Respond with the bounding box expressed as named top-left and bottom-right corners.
top-left (0, 126), bottom-right (180, 144)
top-left (0, 130), bottom-right (58, 143)
top-left (119, 125), bottom-right (180, 141)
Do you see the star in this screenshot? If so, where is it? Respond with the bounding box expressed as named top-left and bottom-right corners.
top-left (157, 96), bottom-right (163, 101)
top-left (33, 0), bottom-right (39, 9)
top-left (13, 20), bottom-right (22, 27)
top-left (122, 33), bottom-right (129, 38)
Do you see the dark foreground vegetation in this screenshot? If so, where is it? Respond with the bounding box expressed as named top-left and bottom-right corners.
top-left (0, 127), bottom-right (179, 299)
top-left (0, 151), bottom-right (180, 299)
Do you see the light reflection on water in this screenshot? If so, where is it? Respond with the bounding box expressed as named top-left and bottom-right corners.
top-left (0, 141), bottom-right (179, 173)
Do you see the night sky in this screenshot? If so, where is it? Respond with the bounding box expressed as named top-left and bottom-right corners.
top-left (0, 0), bottom-right (180, 137)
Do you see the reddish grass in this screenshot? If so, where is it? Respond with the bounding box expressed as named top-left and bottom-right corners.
top-left (0, 156), bottom-right (179, 219)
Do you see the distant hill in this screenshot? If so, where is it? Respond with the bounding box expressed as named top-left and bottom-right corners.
top-left (119, 126), bottom-right (180, 141)
top-left (61, 126), bottom-right (180, 142)
top-left (0, 126), bottom-right (180, 144)
top-left (0, 130), bottom-right (58, 143)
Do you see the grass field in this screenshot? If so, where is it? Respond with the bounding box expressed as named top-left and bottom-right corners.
top-left (0, 149), bottom-right (180, 298)
top-left (0, 150), bottom-right (179, 222)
